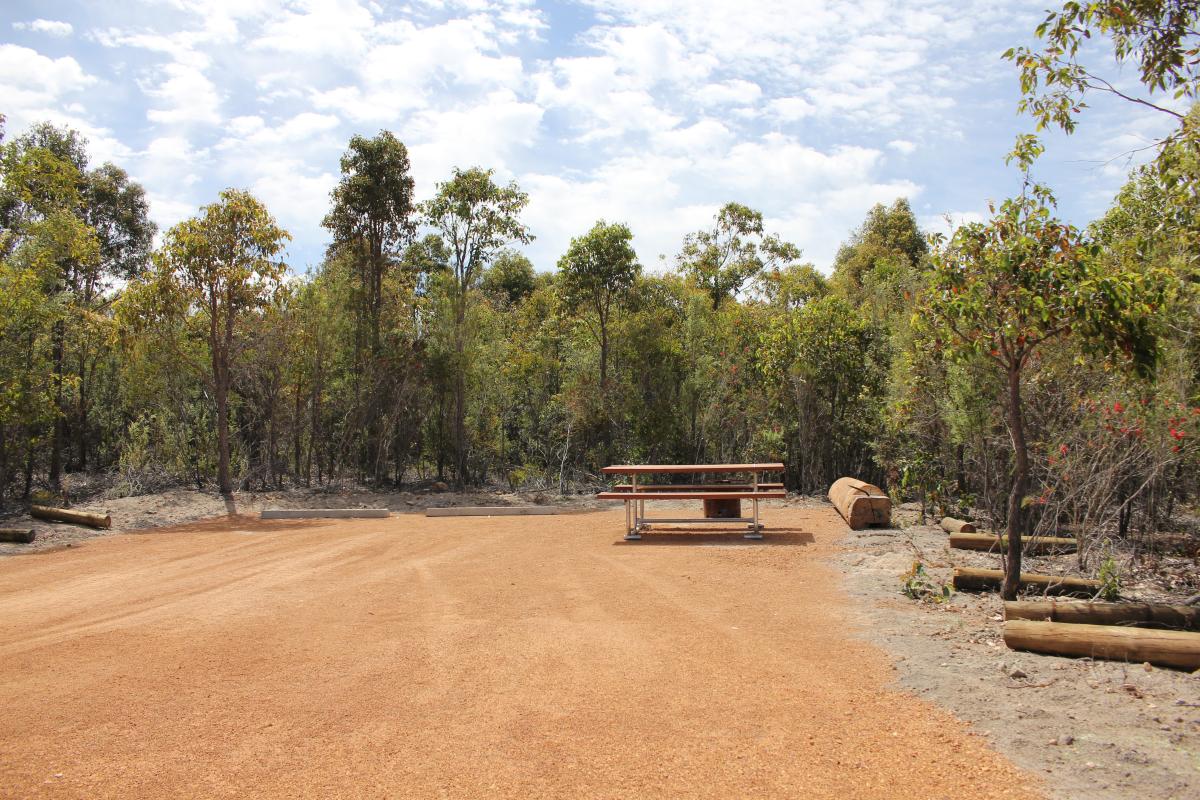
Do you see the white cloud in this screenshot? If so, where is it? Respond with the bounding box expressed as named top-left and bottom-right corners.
top-left (408, 90), bottom-right (544, 189)
top-left (253, 0), bottom-right (376, 58)
top-left (143, 62), bottom-right (222, 125)
top-left (693, 79), bottom-right (762, 107)
top-left (13, 19), bottom-right (74, 37)
top-left (888, 139), bottom-right (916, 155)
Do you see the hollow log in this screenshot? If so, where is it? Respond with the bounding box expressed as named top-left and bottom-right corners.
top-left (1003, 620), bottom-right (1200, 671)
top-left (30, 505), bottom-right (111, 529)
top-left (828, 477), bottom-right (891, 530)
top-left (0, 528), bottom-right (36, 544)
top-left (940, 517), bottom-right (976, 533)
top-left (949, 532), bottom-right (1076, 555)
top-left (952, 567), bottom-right (1100, 597)
top-left (1005, 600), bottom-right (1200, 631)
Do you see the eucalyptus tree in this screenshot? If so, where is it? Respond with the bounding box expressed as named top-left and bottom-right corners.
top-left (323, 131), bottom-right (416, 356)
top-left (678, 202), bottom-right (801, 309)
top-left (121, 190), bottom-right (289, 495)
top-left (422, 167), bottom-right (531, 485)
top-left (558, 220), bottom-right (641, 390)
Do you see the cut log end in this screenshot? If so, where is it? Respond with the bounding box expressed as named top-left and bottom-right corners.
top-left (828, 477), bottom-right (891, 530)
top-left (940, 516), bottom-right (976, 533)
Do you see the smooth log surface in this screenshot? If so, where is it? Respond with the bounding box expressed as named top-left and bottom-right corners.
top-left (952, 567), bottom-right (1100, 597)
top-left (949, 532), bottom-right (1077, 554)
top-left (828, 477), bottom-right (891, 530)
top-left (0, 528), bottom-right (36, 544)
top-left (602, 463), bottom-right (784, 475)
top-left (30, 505), bottom-right (111, 529)
top-left (1004, 620), bottom-right (1200, 670)
top-left (940, 517), bottom-right (977, 533)
top-left (1005, 600), bottom-right (1200, 631)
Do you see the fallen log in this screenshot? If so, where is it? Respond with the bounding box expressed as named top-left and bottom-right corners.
top-left (30, 505), bottom-right (110, 529)
top-left (1005, 600), bottom-right (1200, 631)
top-left (0, 528), bottom-right (36, 544)
top-left (940, 517), bottom-right (976, 533)
top-left (828, 477), bottom-right (891, 530)
top-left (1003, 620), bottom-right (1200, 671)
top-left (949, 532), bottom-right (1076, 555)
top-left (952, 567), bottom-right (1100, 597)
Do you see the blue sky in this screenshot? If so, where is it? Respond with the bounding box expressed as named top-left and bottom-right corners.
top-left (0, 0), bottom-right (1176, 274)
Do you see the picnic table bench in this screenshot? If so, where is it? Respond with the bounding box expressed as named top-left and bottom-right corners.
top-left (597, 463), bottom-right (785, 540)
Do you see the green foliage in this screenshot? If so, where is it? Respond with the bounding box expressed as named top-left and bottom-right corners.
top-left (1097, 551), bottom-right (1122, 601)
top-left (1004, 1), bottom-right (1199, 136)
top-left (901, 562), bottom-right (954, 603)
top-left (678, 202), bottom-right (801, 308)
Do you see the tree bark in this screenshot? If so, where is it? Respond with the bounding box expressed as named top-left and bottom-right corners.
top-left (1002, 365), bottom-right (1028, 601)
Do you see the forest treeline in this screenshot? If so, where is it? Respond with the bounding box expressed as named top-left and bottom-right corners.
top-left (2, 3), bottom-right (1198, 587)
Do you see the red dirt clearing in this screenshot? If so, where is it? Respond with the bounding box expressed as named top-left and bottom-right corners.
top-left (0, 508), bottom-right (1039, 799)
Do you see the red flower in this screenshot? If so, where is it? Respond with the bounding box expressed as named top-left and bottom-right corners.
top-left (1113, 401), bottom-right (1124, 413)
top-left (1059, 444), bottom-right (1069, 456)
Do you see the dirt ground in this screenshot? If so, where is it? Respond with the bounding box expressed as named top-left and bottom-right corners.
top-left (835, 505), bottom-right (1200, 800)
top-left (0, 504), bottom-right (1044, 799)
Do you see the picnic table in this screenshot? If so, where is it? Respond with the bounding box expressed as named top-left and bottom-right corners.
top-left (597, 463), bottom-right (786, 540)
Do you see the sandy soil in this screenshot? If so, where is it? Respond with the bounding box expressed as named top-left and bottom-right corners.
top-left (836, 508), bottom-right (1200, 800)
top-left (0, 505), bottom-right (1040, 799)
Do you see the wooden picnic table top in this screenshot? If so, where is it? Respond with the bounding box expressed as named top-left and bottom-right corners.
top-left (601, 463), bottom-right (784, 475)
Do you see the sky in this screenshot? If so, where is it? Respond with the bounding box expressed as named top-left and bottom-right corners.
top-left (0, 0), bottom-right (1177, 274)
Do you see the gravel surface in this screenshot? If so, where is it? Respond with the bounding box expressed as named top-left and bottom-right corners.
top-left (0, 505), bottom-right (1039, 798)
top-left (836, 509), bottom-right (1200, 800)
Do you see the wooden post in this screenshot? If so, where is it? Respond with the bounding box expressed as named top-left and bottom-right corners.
top-left (952, 567), bottom-right (1100, 597)
top-left (1005, 600), bottom-right (1200, 631)
top-left (30, 505), bottom-right (111, 529)
top-left (1003, 620), bottom-right (1200, 670)
top-left (949, 532), bottom-right (1076, 554)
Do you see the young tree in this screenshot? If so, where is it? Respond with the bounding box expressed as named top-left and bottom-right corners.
top-left (558, 220), bottom-right (641, 389)
top-left (123, 190), bottom-right (289, 495)
top-left (678, 202), bottom-right (801, 308)
top-left (923, 179), bottom-right (1165, 599)
top-left (422, 167), bottom-right (531, 486)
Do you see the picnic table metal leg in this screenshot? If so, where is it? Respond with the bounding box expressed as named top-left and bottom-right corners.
top-left (625, 475), bottom-right (641, 540)
top-left (745, 471), bottom-right (763, 539)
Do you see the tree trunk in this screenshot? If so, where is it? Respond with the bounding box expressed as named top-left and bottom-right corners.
top-left (453, 292), bottom-right (468, 488)
top-left (49, 320), bottom-right (66, 492)
top-left (1002, 365), bottom-right (1028, 601)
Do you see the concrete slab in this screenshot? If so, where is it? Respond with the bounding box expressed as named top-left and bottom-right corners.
top-left (425, 506), bottom-right (564, 517)
top-left (260, 509), bottom-right (390, 519)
